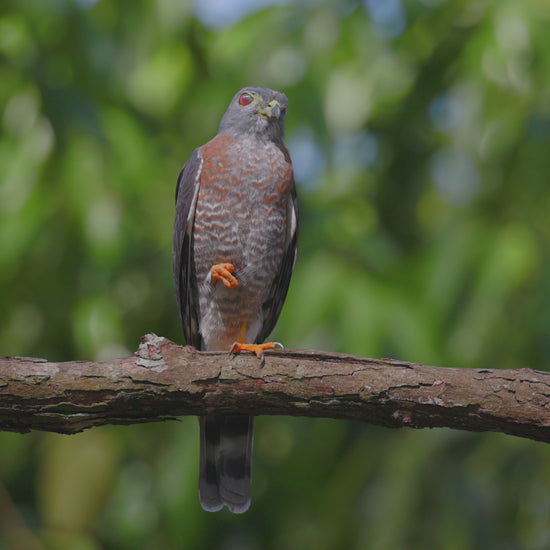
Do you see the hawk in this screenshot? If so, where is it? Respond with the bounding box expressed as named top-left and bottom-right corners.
top-left (173, 86), bottom-right (298, 513)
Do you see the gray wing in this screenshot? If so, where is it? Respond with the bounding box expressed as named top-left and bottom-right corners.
top-left (172, 147), bottom-right (203, 349)
top-left (257, 182), bottom-right (299, 344)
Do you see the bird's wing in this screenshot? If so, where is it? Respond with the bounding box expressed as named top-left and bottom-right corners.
top-left (173, 147), bottom-right (203, 348)
top-left (257, 181), bottom-right (299, 344)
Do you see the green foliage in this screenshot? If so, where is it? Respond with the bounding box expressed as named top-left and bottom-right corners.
top-left (1, 0), bottom-right (550, 548)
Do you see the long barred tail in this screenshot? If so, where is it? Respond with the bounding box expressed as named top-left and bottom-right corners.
top-left (198, 415), bottom-right (253, 513)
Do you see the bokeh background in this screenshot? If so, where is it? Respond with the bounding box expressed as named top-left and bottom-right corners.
top-left (1, 0), bottom-right (550, 548)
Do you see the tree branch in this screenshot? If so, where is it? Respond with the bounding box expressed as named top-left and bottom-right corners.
top-left (1, 334), bottom-right (549, 442)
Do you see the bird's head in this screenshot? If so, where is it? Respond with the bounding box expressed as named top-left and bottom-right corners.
top-left (218, 86), bottom-right (288, 142)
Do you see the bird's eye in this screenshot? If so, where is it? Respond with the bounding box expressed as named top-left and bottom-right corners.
top-left (239, 92), bottom-right (253, 106)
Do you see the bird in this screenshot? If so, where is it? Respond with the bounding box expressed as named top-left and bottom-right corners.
top-left (172, 86), bottom-right (298, 513)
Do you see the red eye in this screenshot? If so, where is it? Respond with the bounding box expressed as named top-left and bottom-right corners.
top-left (239, 92), bottom-right (253, 106)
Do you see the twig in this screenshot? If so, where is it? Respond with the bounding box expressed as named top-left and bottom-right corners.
top-left (0, 333), bottom-right (548, 442)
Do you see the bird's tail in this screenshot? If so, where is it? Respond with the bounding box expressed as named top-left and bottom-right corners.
top-left (198, 415), bottom-right (253, 513)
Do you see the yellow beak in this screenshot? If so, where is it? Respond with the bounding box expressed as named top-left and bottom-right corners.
top-left (257, 100), bottom-right (282, 119)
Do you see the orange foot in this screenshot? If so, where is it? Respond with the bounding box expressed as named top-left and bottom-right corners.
top-left (211, 263), bottom-right (239, 288)
top-left (230, 342), bottom-right (283, 366)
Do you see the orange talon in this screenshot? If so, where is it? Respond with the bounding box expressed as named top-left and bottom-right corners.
top-left (211, 263), bottom-right (239, 288)
top-left (230, 342), bottom-right (282, 366)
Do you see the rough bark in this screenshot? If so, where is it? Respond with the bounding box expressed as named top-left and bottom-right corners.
top-left (0, 333), bottom-right (549, 442)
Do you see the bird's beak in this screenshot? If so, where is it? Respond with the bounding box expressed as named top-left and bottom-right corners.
top-left (257, 100), bottom-right (282, 119)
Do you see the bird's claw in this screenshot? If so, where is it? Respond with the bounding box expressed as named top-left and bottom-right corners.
top-left (211, 263), bottom-right (239, 288)
top-left (229, 341), bottom-right (282, 366)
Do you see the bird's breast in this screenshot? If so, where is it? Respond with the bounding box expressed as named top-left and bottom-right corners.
top-left (191, 134), bottom-right (293, 343)
top-left (194, 135), bottom-right (292, 271)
